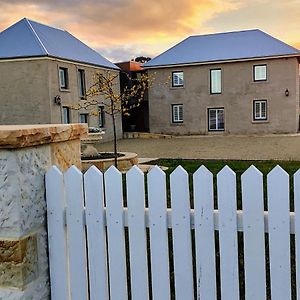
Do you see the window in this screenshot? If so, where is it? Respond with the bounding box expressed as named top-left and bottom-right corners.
top-left (78, 69), bottom-right (86, 98)
top-left (210, 69), bottom-right (222, 94)
top-left (208, 108), bottom-right (224, 131)
top-left (79, 113), bottom-right (89, 124)
top-left (172, 71), bottom-right (184, 87)
top-left (253, 100), bottom-right (267, 121)
top-left (98, 105), bottom-right (105, 128)
top-left (62, 107), bottom-right (70, 124)
top-left (59, 67), bottom-right (69, 89)
top-left (172, 104), bottom-right (183, 123)
top-left (254, 65), bottom-right (267, 81)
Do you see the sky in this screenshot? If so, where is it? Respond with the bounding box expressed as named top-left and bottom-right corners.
top-left (0, 0), bottom-right (299, 62)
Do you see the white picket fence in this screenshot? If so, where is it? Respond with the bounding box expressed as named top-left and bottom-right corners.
top-left (45, 164), bottom-right (300, 300)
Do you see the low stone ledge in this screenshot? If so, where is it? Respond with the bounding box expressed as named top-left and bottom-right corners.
top-left (0, 124), bottom-right (88, 149)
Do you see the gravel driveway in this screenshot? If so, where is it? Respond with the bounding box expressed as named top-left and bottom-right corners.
top-left (96, 134), bottom-right (300, 161)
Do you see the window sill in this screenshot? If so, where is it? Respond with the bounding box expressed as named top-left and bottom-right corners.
top-left (252, 80), bottom-right (268, 84)
top-left (252, 120), bottom-right (269, 124)
top-left (60, 88), bottom-right (71, 93)
top-left (170, 86), bottom-right (185, 90)
top-left (170, 122), bottom-right (184, 126)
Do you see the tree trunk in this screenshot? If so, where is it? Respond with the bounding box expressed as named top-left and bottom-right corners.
top-left (111, 109), bottom-right (118, 168)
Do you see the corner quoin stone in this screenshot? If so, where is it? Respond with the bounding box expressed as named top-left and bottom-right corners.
top-left (0, 235), bottom-right (38, 289)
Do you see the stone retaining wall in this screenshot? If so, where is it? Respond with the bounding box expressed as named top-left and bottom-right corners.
top-left (0, 124), bottom-right (87, 299)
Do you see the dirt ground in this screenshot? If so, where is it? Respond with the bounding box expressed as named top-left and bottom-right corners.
top-left (95, 134), bottom-right (300, 161)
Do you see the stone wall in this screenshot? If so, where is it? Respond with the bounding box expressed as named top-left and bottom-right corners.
top-left (0, 124), bottom-right (87, 299)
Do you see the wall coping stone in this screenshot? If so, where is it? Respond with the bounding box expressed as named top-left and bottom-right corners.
top-left (0, 124), bottom-right (88, 149)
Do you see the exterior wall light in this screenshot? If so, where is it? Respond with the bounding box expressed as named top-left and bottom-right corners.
top-left (54, 95), bottom-right (62, 105)
top-left (285, 89), bottom-right (290, 97)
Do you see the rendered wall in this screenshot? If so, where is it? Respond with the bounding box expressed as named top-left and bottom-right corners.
top-left (148, 57), bottom-right (300, 135)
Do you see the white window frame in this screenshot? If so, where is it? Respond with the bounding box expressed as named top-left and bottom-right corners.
top-left (253, 100), bottom-right (267, 121)
top-left (172, 104), bottom-right (183, 123)
top-left (208, 108), bottom-right (224, 131)
top-left (210, 69), bottom-right (222, 94)
top-left (172, 71), bottom-right (184, 87)
top-left (59, 67), bottom-right (68, 89)
top-left (254, 65), bottom-right (267, 81)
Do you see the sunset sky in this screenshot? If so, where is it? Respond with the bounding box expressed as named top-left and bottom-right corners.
top-left (0, 0), bottom-right (299, 62)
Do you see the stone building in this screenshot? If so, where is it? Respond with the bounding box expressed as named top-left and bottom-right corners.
top-left (144, 30), bottom-right (300, 135)
top-left (0, 18), bottom-right (121, 142)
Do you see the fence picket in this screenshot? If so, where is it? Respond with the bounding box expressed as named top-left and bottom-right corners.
top-left (148, 166), bottom-right (171, 300)
top-left (217, 166), bottom-right (240, 300)
top-left (242, 166), bottom-right (266, 300)
top-left (105, 166), bottom-right (128, 299)
top-left (126, 166), bottom-right (149, 300)
top-left (64, 166), bottom-right (88, 300)
top-left (45, 166), bottom-right (69, 300)
top-left (193, 166), bottom-right (217, 300)
top-left (267, 166), bottom-right (291, 300)
top-left (84, 166), bottom-right (109, 300)
top-left (170, 166), bottom-right (194, 299)
top-left (294, 170), bottom-right (300, 299)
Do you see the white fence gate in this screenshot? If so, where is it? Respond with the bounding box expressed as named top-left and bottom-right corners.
top-left (45, 164), bottom-right (300, 300)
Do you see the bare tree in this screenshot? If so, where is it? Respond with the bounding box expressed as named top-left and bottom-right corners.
top-left (69, 70), bottom-right (155, 168)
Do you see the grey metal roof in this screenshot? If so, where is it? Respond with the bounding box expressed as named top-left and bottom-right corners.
top-left (144, 29), bottom-right (300, 68)
top-left (0, 18), bottom-right (119, 70)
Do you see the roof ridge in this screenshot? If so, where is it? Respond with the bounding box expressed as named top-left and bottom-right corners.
top-left (24, 18), bottom-right (49, 55)
top-left (188, 29), bottom-right (260, 39)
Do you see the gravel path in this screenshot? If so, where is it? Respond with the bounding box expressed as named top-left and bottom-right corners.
top-left (95, 134), bottom-right (300, 161)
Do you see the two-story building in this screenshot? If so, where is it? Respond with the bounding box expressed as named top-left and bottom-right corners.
top-left (0, 18), bottom-right (121, 141)
top-left (144, 30), bottom-right (300, 135)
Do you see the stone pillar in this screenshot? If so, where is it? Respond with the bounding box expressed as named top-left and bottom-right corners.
top-left (0, 124), bottom-right (87, 299)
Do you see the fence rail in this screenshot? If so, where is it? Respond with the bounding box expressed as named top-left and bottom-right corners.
top-left (46, 164), bottom-right (300, 300)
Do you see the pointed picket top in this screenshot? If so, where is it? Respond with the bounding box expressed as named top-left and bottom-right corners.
top-left (105, 165), bottom-right (122, 176)
top-left (84, 165), bottom-right (103, 178)
top-left (46, 165), bottom-right (63, 177)
top-left (148, 165), bottom-right (165, 179)
top-left (241, 165), bottom-right (262, 180)
top-left (170, 166), bottom-right (188, 179)
top-left (217, 165), bottom-right (236, 178)
top-left (65, 165), bottom-right (83, 177)
top-left (127, 164), bottom-right (144, 177)
top-left (267, 165), bottom-right (288, 180)
top-left (193, 165), bottom-right (213, 180)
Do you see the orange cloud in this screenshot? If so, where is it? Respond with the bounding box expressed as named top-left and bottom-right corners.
top-left (0, 0), bottom-right (239, 60)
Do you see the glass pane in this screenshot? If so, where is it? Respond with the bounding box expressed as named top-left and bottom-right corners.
top-left (63, 107), bottom-right (69, 124)
top-left (209, 110), bottom-right (217, 130)
top-left (79, 114), bottom-right (88, 123)
top-left (178, 106), bottom-right (183, 121)
top-left (261, 102), bottom-right (266, 118)
top-left (217, 109), bottom-right (224, 130)
top-left (255, 102), bottom-right (260, 118)
top-left (59, 69), bottom-right (65, 88)
top-left (255, 65), bottom-right (267, 81)
top-left (173, 72), bottom-right (184, 86)
top-left (211, 69), bottom-right (221, 93)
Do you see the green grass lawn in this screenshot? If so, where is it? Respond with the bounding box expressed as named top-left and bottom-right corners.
top-left (145, 159), bottom-right (299, 298)
top-left (145, 159), bottom-right (300, 211)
